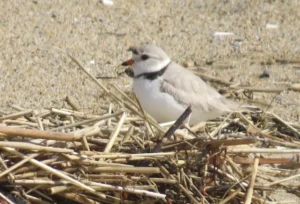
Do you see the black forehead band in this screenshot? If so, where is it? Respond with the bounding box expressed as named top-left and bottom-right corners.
top-left (127, 47), bottom-right (160, 59)
top-left (128, 47), bottom-right (139, 55)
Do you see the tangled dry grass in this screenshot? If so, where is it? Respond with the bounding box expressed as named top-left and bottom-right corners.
top-left (0, 56), bottom-right (300, 204)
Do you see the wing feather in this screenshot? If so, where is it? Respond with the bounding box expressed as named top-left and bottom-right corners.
top-left (161, 62), bottom-right (238, 114)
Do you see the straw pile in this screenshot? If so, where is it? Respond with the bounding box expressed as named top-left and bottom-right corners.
top-left (0, 56), bottom-right (300, 204)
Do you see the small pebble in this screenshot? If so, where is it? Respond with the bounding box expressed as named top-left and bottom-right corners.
top-left (51, 12), bottom-right (57, 18)
top-left (259, 68), bottom-right (270, 78)
top-left (100, 0), bottom-right (114, 6)
top-left (274, 95), bottom-right (283, 104)
top-left (266, 23), bottom-right (279, 29)
top-left (213, 32), bottom-right (234, 37)
top-left (183, 61), bottom-right (194, 68)
top-left (213, 32), bottom-right (234, 41)
top-left (233, 39), bottom-right (243, 52)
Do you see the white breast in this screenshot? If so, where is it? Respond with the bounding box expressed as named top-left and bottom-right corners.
top-left (133, 76), bottom-right (228, 124)
top-left (133, 77), bottom-right (187, 123)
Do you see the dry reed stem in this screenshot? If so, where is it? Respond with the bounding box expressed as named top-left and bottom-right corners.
top-left (209, 165), bottom-right (248, 189)
top-left (270, 139), bottom-right (300, 148)
top-left (12, 171), bottom-right (48, 180)
top-left (130, 134), bottom-right (145, 150)
top-left (0, 109), bottom-right (33, 121)
top-left (89, 175), bottom-right (177, 184)
top-left (104, 112), bottom-right (126, 153)
top-left (81, 135), bottom-right (90, 151)
top-left (239, 87), bottom-right (285, 93)
top-left (111, 84), bottom-right (139, 109)
top-left (236, 191), bottom-right (272, 204)
top-left (0, 141), bottom-right (73, 153)
top-left (55, 108), bottom-right (104, 119)
top-left (59, 192), bottom-right (101, 204)
top-left (0, 192), bottom-right (15, 204)
top-left (210, 122), bottom-right (230, 138)
top-left (179, 184), bottom-right (200, 204)
top-left (23, 192), bottom-right (51, 204)
top-left (68, 53), bottom-right (109, 94)
top-left (155, 161), bottom-right (200, 203)
top-left (1, 147), bottom-right (106, 199)
top-left (226, 155), bottom-right (244, 178)
top-left (107, 103), bottom-right (113, 127)
top-left (0, 156), bottom-right (14, 182)
top-left (49, 185), bottom-right (73, 194)
top-left (184, 173), bottom-right (208, 202)
top-left (272, 112), bottom-right (300, 139)
top-left (237, 113), bottom-right (300, 148)
top-left (163, 138), bottom-right (255, 152)
top-left (3, 119), bottom-right (39, 127)
top-left (84, 152), bottom-right (176, 159)
top-left (219, 188), bottom-right (241, 204)
top-left (87, 181), bottom-right (166, 199)
top-left (27, 189), bottom-right (53, 202)
top-left (121, 124), bottom-right (134, 144)
top-left (86, 166), bottom-right (160, 174)
top-left (51, 108), bottom-right (75, 116)
top-left (0, 153), bottom-right (38, 178)
top-left (14, 179), bottom-right (71, 185)
top-left (34, 110), bottom-right (44, 131)
top-left (244, 154), bottom-right (260, 204)
top-left (81, 159), bottom-right (133, 167)
top-left (65, 96), bottom-right (81, 111)
top-left (0, 126), bottom-right (79, 141)
top-left (52, 110), bottom-right (123, 131)
top-left (13, 158), bottom-right (56, 174)
top-left (233, 156), bottom-right (290, 164)
top-left (228, 148), bottom-right (300, 154)
top-left (83, 126), bottom-right (101, 138)
top-left (264, 172), bottom-right (300, 187)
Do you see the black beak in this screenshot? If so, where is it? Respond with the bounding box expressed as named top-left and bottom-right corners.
top-left (124, 68), bottom-right (134, 78)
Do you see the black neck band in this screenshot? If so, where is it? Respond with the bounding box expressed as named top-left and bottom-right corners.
top-left (134, 62), bottom-right (170, 81)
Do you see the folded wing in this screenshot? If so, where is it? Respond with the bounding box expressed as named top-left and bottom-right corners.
top-left (161, 62), bottom-right (239, 114)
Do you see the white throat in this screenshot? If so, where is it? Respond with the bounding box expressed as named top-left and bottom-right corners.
top-left (133, 58), bottom-right (171, 77)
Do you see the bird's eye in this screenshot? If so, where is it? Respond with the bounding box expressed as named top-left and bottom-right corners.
top-left (141, 55), bottom-right (149, 60)
top-left (132, 49), bottom-right (138, 55)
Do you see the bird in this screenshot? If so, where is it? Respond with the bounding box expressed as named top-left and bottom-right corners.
top-left (121, 44), bottom-right (241, 125)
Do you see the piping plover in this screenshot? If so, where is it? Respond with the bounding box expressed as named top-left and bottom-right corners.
top-left (122, 44), bottom-right (240, 125)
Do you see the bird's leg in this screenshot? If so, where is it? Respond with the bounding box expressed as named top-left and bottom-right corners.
top-left (174, 112), bottom-right (194, 140)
